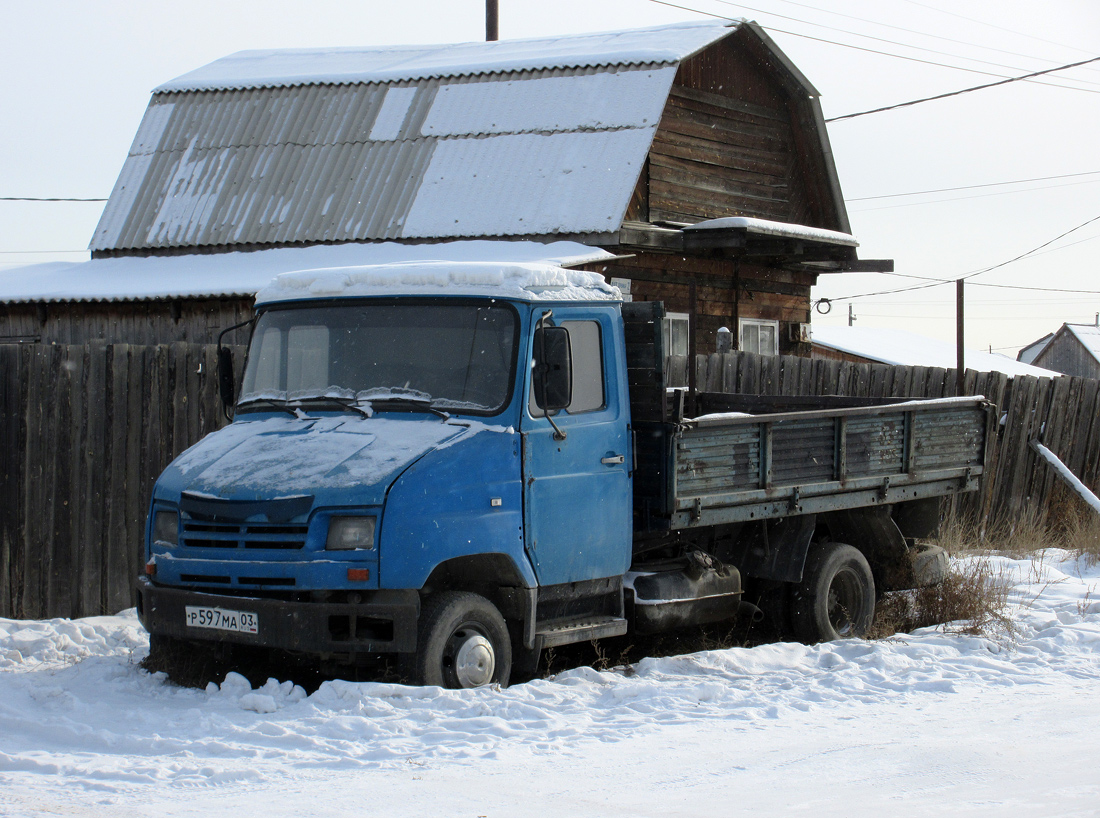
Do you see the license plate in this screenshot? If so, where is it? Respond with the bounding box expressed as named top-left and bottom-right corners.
top-left (184, 605), bottom-right (259, 634)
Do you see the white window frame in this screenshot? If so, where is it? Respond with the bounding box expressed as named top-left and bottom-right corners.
top-left (663, 312), bottom-right (690, 358)
top-left (739, 318), bottom-right (779, 356)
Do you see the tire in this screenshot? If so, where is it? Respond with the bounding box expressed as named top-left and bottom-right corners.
top-left (412, 591), bottom-right (512, 689)
top-left (791, 542), bottom-right (876, 643)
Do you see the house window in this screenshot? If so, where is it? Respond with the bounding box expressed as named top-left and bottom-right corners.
top-left (663, 313), bottom-right (690, 357)
top-left (739, 319), bottom-right (779, 356)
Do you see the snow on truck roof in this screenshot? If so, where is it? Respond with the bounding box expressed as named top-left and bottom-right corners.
top-left (254, 261), bottom-right (622, 306)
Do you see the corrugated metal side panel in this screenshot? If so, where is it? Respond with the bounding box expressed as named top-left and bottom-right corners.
top-left (847, 414), bottom-right (904, 477)
top-left (675, 425), bottom-right (760, 496)
top-left (911, 408), bottom-right (984, 471)
top-left (772, 418), bottom-right (833, 484)
top-left (92, 67), bottom-right (663, 252)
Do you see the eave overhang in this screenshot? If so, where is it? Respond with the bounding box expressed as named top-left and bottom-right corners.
top-left (615, 220), bottom-right (893, 273)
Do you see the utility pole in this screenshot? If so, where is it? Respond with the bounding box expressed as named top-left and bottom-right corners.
top-left (956, 279), bottom-right (965, 394)
top-left (486, 0), bottom-right (499, 41)
top-left (848, 304), bottom-right (856, 326)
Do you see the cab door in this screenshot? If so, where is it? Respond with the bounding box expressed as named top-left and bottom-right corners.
top-left (521, 307), bottom-right (632, 586)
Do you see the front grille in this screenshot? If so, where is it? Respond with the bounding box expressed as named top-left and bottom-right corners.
top-left (180, 521), bottom-right (309, 550)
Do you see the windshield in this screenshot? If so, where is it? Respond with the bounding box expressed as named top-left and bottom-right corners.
top-left (239, 301), bottom-right (518, 415)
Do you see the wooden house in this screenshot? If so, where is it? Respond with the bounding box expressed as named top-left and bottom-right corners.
top-left (1, 19), bottom-right (885, 356)
top-left (1020, 323), bottom-right (1100, 379)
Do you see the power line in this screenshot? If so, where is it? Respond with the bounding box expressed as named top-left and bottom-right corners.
top-left (708, 0), bottom-right (1100, 91)
top-left (649, 0), bottom-right (1100, 93)
top-left (853, 178), bottom-right (1100, 212)
top-left (0, 196), bottom-right (107, 202)
top-left (823, 213), bottom-right (1100, 302)
top-left (848, 170), bottom-right (1100, 202)
top-left (741, 0), bottom-right (1100, 73)
top-left (826, 55), bottom-right (1100, 122)
top-left (898, 0), bottom-right (1098, 60)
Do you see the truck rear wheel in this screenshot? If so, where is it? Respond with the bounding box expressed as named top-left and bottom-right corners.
top-left (412, 591), bottom-right (512, 689)
top-left (791, 542), bottom-right (875, 643)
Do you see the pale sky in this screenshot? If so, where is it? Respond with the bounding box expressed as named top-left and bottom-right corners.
top-left (2, 0), bottom-right (1097, 356)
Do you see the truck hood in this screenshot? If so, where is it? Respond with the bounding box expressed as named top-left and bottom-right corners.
top-left (159, 414), bottom-right (481, 505)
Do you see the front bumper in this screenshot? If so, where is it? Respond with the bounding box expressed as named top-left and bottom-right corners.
top-left (135, 576), bottom-right (418, 654)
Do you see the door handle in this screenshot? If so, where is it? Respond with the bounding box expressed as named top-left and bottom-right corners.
top-left (601, 454), bottom-right (625, 465)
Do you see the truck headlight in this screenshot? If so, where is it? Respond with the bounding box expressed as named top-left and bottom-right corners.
top-left (326, 516), bottom-right (377, 550)
top-left (153, 510), bottom-right (179, 547)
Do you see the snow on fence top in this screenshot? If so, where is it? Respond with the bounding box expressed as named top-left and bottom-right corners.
top-left (255, 261), bottom-right (623, 305)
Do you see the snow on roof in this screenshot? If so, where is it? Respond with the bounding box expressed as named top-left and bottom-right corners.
top-left (1017, 332), bottom-right (1054, 364)
top-left (255, 261), bottom-right (621, 306)
top-left (0, 240), bottom-right (616, 304)
top-left (685, 216), bottom-right (858, 247)
top-left (812, 325), bottom-right (1060, 378)
top-left (155, 21), bottom-right (736, 92)
top-left (1063, 324), bottom-right (1100, 365)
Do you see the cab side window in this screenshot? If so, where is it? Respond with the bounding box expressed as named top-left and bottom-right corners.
top-left (530, 319), bottom-right (605, 416)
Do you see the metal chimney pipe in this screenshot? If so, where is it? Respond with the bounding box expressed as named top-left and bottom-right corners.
top-left (486, 0), bottom-right (499, 41)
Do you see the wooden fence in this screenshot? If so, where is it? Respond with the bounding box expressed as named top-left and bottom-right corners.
top-left (3, 342), bottom-right (1100, 621)
top-left (0, 343), bottom-right (232, 620)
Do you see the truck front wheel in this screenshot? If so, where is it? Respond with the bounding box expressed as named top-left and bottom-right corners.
top-left (791, 542), bottom-right (875, 643)
top-left (411, 591), bottom-right (512, 688)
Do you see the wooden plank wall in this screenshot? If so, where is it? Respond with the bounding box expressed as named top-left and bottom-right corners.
top-left (685, 351), bottom-right (1100, 528)
top-left (1, 342), bottom-right (240, 620)
top-left (0, 297), bottom-right (254, 346)
top-left (591, 253), bottom-right (814, 356)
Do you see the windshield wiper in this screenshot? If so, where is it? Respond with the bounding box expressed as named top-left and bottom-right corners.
top-left (365, 395), bottom-right (450, 420)
top-left (292, 395), bottom-right (373, 418)
top-left (237, 397), bottom-right (307, 418)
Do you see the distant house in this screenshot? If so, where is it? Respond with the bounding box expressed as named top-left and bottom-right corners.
top-left (1, 20), bottom-right (886, 355)
top-left (812, 325), bottom-right (1058, 378)
top-left (1019, 323), bottom-right (1100, 379)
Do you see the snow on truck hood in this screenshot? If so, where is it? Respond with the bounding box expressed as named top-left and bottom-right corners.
top-left (254, 260), bottom-right (622, 305)
top-left (161, 415), bottom-right (502, 503)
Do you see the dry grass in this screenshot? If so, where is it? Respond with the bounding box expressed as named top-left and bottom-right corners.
top-left (869, 558), bottom-right (1016, 640)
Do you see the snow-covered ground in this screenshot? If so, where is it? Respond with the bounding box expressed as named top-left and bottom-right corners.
top-left (2, 553), bottom-right (1099, 817)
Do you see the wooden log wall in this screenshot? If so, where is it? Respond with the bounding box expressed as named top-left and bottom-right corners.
top-left (0, 297), bottom-right (254, 346)
top-left (684, 350), bottom-right (1100, 529)
top-left (589, 253), bottom-right (814, 357)
top-left (0, 342), bottom-right (241, 620)
top-left (629, 29), bottom-right (840, 232)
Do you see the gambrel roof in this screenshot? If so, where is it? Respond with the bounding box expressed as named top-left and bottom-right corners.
top-left (91, 20), bottom-right (849, 256)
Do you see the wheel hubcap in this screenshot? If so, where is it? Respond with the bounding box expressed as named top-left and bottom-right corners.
top-left (448, 630), bottom-right (496, 688)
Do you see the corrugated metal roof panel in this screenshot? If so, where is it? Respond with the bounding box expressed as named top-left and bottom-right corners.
top-left (403, 128), bottom-right (654, 238)
top-left (92, 65), bottom-right (668, 252)
top-left (155, 21), bottom-right (734, 92)
top-left (420, 67), bottom-right (674, 136)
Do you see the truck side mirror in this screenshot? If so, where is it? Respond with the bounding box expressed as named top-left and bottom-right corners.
top-left (217, 346), bottom-right (236, 411)
top-left (533, 326), bottom-right (572, 412)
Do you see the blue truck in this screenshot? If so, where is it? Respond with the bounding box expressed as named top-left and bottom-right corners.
top-left (136, 261), bottom-right (994, 688)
